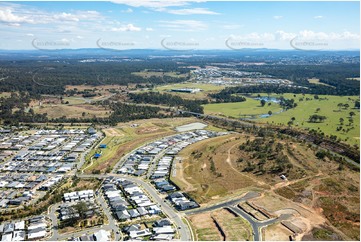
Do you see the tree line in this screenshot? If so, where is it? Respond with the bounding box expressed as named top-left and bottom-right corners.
top-left (129, 92), bottom-right (206, 113)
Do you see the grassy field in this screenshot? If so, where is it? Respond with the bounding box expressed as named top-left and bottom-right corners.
top-left (34, 104), bottom-right (110, 119)
top-left (203, 99), bottom-right (282, 118)
top-left (260, 94), bottom-right (360, 146)
top-left (155, 83), bottom-right (224, 92)
top-left (151, 82), bottom-right (225, 100)
top-left (204, 93), bottom-right (359, 146)
top-left (62, 96), bottom-right (88, 105)
top-left (131, 71), bottom-right (188, 78)
top-left (307, 78), bottom-right (334, 87)
top-left (0, 92), bottom-right (12, 98)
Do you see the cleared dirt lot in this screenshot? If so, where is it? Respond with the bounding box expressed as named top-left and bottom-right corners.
top-left (189, 208), bottom-right (253, 241)
top-left (263, 223), bottom-right (292, 241)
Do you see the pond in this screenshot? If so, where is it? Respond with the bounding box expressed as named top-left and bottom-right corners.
top-left (254, 96), bottom-right (280, 103)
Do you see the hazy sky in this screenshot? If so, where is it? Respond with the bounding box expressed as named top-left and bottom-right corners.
top-left (0, 0), bottom-right (360, 50)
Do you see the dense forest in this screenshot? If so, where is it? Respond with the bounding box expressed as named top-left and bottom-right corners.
top-left (208, 92), bottom-right (247, 103)
top-left (129, 92), bottom-right (206, 113)
top-left (0, 93), bottom-right (48, 125)
top-left (0, 59), bottom-right (187, 95)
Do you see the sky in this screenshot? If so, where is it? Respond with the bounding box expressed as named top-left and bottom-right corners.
top-left (0, 0), bottom-right (359, 50)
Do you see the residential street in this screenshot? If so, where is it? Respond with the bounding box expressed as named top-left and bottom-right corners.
top-left (79, 173), bottom-right (192, 241)
top-left (94, 193), bottom-right (122, 241)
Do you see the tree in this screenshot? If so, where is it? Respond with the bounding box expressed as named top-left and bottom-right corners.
top-left (260, 99), bottom-right (266, 107)
top-left (316, 108), bottom-right (321, 113)
top-left (344, 103), bottom-right (349, 109)
top-left (291, 117), bottom-right (296, 121)
top-left (74, 201), bottom-right (88, 219)
top-left (268, 111), bottom-right (272, 116)
top-left (309, 114), bottom-right (327, 123)
top-left (349, 111), bottom-right (355, 117)
top-left (354, 100), bottom-right (360, 109)
top-left (337, 103), bottom-right (343, 111)
top-left (316, 150), bottom-right (327, 159)
top-left (339, 117), bottom-right (344, 124)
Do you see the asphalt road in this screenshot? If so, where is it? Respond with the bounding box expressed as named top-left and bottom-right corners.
top-left (185, 191), bottom-right (260, 215)
top-left (48, 203), bottom-right (60, 241)
top-left (228, 205), bottom-right (292, 241)
top-left (227, 206), bottom-right (261, 241)
top-left (95, 193), bottom-right (122, 241)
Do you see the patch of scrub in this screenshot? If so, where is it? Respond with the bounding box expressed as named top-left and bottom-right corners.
top-left (176, 122), bottom-right (207, 132)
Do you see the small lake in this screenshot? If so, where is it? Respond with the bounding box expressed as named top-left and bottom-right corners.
top-left (254, 96), bottom-right (280, 103)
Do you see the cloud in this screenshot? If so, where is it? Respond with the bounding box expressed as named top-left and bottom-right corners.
top-left (53, 12), bottom-right (79, 22)
top-left (296, 30), bottom-right (359, 40)
top-left (0, 8), bottom-right (35, 25)
top-left (111, 0), bottom-right (203, 8)
top-left (229, 32), bottom-right (275, 41)
top-left (273, 15), bottom-right (283, 20)
top-left (112, 0), bottom-right (216, 16)
top-left (121, 8), bottom-right (133, 13)
top-left (275, 30), bottom-right (297, 40)
top-left (314, 15), bottom-right (323, 19)
top-left (0, 4), bottom-right (102, 26)
top-left (158, 20), bottom-right (207, 31)
top-left (26, 33), bottom-right (34, 36)
top-left (111, 23), bottom-right (141, 31)
top-left (229, 30), bottom-right (360, 42)
top-left (60, 38), bottom-right (70, 43)
top-left (146, 27), bottom-right (154, 31)
top-left (9, 23), bottom-right (20, 27)
top-left (223, 24), bottom-right (243, 30)
top-left (165, 8), bottom-right (219, 15)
